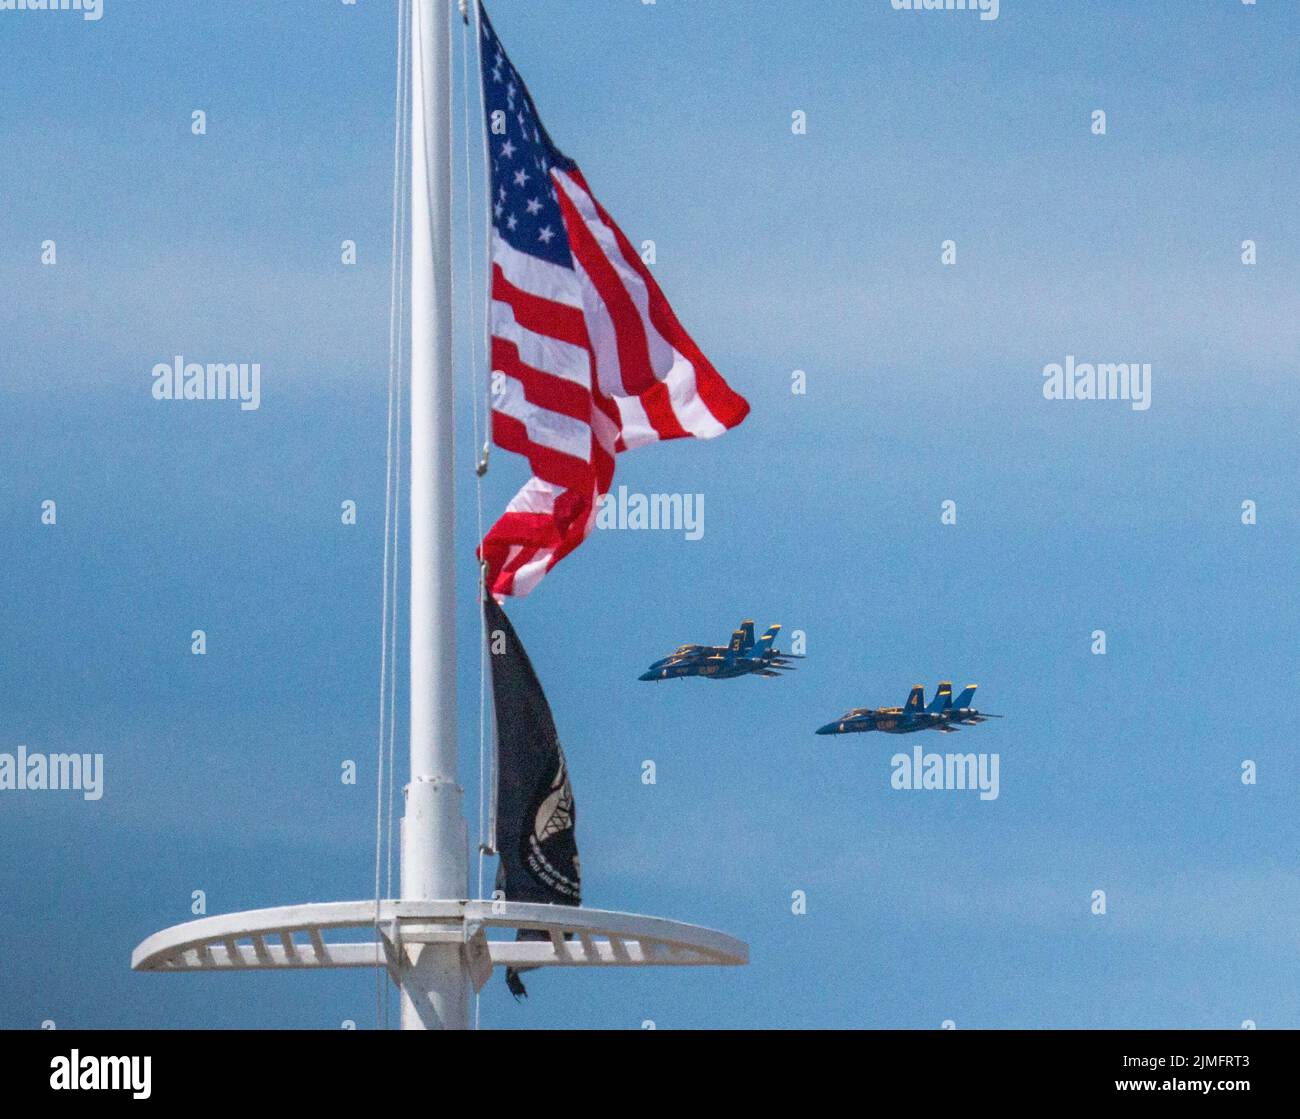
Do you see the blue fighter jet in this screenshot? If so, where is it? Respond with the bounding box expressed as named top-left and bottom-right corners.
top-left (815, 681), bottom-right (1001, 735)
top-left (639, 620), bottom-right (802, 681)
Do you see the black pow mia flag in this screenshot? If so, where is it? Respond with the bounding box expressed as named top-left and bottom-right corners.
top-left (485, 596), bottom-right (581, 999)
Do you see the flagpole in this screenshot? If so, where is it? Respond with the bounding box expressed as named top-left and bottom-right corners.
top-left (402, 0), bottom-right (469, 1030)
top-left (130, 2), bottom-right (749, 1016)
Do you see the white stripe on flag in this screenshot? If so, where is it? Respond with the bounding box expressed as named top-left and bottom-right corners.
top-left (611, 394), bottom-right (658, 451)
top-left (555, 172), bottom-right (677, 374)
top-left (510, 552), bottom-right (553, 598)
top-left (492, 233), bottom-right (585, 309)
top-left (657, 348), bottom-right (729, 440)
top-left (569, 257), bottom-right (629, 403)
top-left (490, 298), bottom-right (592, 388)
top-left (555, 171), bottom-right (727, 440)
top-left (501, 476), bottom-right (560, 517)
top-left (590, 398), bottom-right (620, 457)
top-left (493, 375), bottom-right (592, 462)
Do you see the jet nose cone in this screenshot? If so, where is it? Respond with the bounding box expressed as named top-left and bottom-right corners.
top-left (815, 722), bottom-right (839, 736)
top-left (638, 670), bottom-right (658, 681)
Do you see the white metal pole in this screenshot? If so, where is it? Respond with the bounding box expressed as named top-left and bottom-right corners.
top-left (402, 0), bottom-right (469, 1031)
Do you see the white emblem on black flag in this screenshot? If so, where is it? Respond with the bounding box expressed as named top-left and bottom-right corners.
top-left (485, 595), bottom-right (581, 998)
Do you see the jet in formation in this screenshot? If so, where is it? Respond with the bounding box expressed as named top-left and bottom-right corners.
top-left (815, 682), bottom-right (1002, 735)
top-left (639, 620), bottom-right (803, 681)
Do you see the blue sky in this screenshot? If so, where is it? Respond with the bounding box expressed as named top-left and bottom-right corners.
top-left (1, 0), bottom-right (1297, 1029)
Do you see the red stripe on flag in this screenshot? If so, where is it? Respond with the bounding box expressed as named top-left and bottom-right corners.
top-left (638, 378), bottom-right (691, 444)
top-left (555, 179), bottom-right (669, 409)
top-left (491, 412), bottom-right (592, 494)
top-left (491, 337), bottom-right (591, 424)
top-left (492, 263), bottom-right (589, 351)
top-left (483, 511), bottom-right (560, 550)
top-left (480, 480), bottom-right (598, 598)
top-left (568, 168), bottom-right (750, 431)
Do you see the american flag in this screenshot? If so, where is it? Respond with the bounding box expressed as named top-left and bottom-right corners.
top-left (476, 4), bottom-right (749, 599)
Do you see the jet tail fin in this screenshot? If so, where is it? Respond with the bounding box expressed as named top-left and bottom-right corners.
top-left (926, 681), bottom-right (953, 714)
top-left (952, 684), bottom-right (977, 710)
top-left (903, 684), bottom-right (925, 714)
top-left (738, 620), bottom-right (756, 652)
top-left (754, 624), bottom-right (781, 658)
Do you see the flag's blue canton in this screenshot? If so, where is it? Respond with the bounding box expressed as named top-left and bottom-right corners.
top-left (480, 8), bottom-right (576, 270)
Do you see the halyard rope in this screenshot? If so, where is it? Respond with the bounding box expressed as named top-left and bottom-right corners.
top-left (470, 0), bottom-right (497, 873)
top-left (458, 0), bottom-right (492, 1032)
top-left (375, 0), bottom-right (412, 1032)
top-left (385, 0), bottom-right (411, 1032)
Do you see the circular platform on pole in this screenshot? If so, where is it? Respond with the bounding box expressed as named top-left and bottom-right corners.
top-left (132, 899), bottom-right (747, 990)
